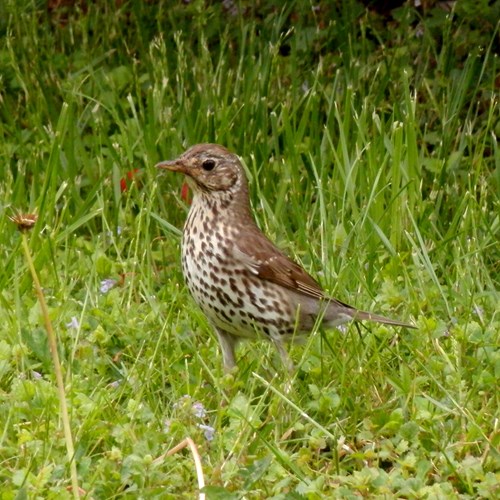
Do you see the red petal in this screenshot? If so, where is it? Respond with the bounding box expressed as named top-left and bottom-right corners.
top-left (127, 168), bottom-right (139, 180)
top-left (181, 182), bottom-right (192, 204)
top-left (120, 169), bottom-right (141, 192)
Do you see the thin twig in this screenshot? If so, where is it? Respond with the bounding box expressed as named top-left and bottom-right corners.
top-left (155, 437), bottom-right (206, 500)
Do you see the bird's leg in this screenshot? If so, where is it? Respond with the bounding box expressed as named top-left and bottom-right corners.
top-left (214, 328), bottom-right (238, 372)
top-left (273, 338), bottom-right (295, 374)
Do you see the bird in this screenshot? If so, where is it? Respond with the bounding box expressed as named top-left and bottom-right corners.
top-left (156, 144), bottom-right (416, 371)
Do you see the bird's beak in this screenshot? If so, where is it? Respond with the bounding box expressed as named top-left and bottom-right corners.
top-left (156, 159), bottom-right (185, 172)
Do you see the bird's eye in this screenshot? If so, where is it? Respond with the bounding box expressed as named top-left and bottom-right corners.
top-left (202, 159), bottom-right (216, 171)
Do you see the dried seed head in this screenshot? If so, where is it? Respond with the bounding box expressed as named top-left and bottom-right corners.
top-left (9, 212), bottom-right (38, 232)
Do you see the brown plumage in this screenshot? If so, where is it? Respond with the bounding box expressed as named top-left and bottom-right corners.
top-left (157, 144), bottom-right (416, 371)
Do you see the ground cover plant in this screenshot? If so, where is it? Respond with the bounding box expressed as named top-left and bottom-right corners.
top-left (0, 0), bottom-right (498, 497)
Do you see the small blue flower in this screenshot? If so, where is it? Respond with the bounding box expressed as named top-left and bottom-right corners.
top-left (198, 424), bottom-right (215, 441)
top-left (100, 278), bottom-right (117, 294)
top-left (192, 401), bottom-right (207, 419)
top-left (66, 316), bottom-right (80, 329)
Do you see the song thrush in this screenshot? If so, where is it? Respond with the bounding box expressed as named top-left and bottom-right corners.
top-left (157, 144), bottom-right (415, 371)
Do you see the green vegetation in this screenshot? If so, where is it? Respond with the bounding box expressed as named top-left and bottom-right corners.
top-left (0, 0), bottom-right (498, 497)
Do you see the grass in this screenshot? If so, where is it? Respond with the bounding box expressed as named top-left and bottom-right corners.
top-left (0, 0), bottom-right (499, 497)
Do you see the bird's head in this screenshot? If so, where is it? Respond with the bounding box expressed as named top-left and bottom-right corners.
top-left (156, 144), bottom-right (248, 199)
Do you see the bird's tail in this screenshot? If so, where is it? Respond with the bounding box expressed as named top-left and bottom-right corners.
top-left (349, 309), bottom-right (416, 329)
top-left (320, 297), bottom-right (416, 330)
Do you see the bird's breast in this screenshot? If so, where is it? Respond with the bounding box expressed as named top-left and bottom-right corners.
top-left (180, 206), bottom-right (297, 339)
top-left (181, 206), bottom-right (238, 305)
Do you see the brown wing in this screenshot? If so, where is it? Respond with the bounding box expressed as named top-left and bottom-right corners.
top-left (231, 225), bottom-right (416, 329)
top-left (229, 227), bottom-right (416, 328)
top-left (231, 225), bottom-right (327, 300)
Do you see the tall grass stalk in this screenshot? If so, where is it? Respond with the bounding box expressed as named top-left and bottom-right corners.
top-left (18, 227), bottom-right (79, 498)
